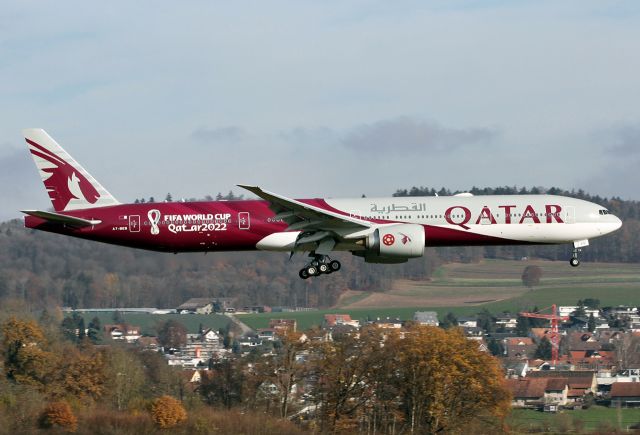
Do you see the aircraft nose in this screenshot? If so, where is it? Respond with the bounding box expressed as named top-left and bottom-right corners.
top-left (613, 215), bottom-right (623, 231)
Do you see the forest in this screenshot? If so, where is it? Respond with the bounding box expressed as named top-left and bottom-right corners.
top-left (0, 186), bottom-right (637, 311)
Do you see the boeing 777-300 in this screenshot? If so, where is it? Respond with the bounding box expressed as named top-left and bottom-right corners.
top-left (21, 129), bottom-right (623, 279)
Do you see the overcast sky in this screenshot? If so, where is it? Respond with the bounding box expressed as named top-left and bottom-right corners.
top-left (2, 1), bottom-right (639, 221)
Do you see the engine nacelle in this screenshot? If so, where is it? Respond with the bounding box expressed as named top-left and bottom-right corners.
top-left (364, 224), bottom-right (425, 259)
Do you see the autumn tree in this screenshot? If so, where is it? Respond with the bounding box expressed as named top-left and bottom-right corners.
top-left (396, 325), bottom-right (510, 434)
top-left (150, 395), bottom-right (187, 429)
top-left (105, 347), bottom-right (145, 411)
top-left (521, 265), bottom-right (542, 289)
top-left (157, 319), bottom-right (187, 350)
top-left (1, 317), bottom-right (56, 390)
top-left (200, 357), bottom-right (246, 409)
top-left (262, 330), bottom-right (309, 418)
top-left (39, 400), bottom-right (78, 432)
top-left (311, 326), bottom-right (396, 433)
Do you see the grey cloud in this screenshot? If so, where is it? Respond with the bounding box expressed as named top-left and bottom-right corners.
top-left (341, 117), bottom-right (498, 154)
top-left (191, 126), bottom-right (246, 145)
top-left (605, 124), bottom-right (640, 156)
top-left (279, 126), bottom-right (339, 148)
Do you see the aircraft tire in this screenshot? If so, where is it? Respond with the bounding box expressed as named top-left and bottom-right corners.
top-left (329, 260), bottom-right (341, 272)
top-left (569, 258), bottom-right (580, 267)
top-left (307, 266), bottom-right (319, 276)
top-left (319, 264), bottom-right (329, 274)
top-left (299, 269), bottom-right (310, 279)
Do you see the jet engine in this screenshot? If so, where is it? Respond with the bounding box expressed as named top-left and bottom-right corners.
top-left (355, 224), bottom-right (425, 263)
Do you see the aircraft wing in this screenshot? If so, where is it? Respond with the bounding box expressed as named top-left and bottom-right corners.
top-left (21, 210), bottom-right (102, 227)
top-left (238, 185), bottom-right (371, 229)
top-left (237, 185), bottom-right (372, 254)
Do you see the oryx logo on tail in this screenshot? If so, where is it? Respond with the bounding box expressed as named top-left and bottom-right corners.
top-left (24, 129), bottom-right (120, 211)
top-left (27, 138), bottom-right (100, 210)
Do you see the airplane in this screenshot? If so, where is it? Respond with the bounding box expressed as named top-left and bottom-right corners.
top-left (21, 129), bottom-right (623, 279)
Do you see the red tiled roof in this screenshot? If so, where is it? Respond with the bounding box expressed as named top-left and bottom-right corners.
top-left (506, 337), bottom-right (534, 346)
top-left (545, 378), bottom-right (568, 391)
top-left (506, 378), bottom-right (547, 399)
top-left (611, 383), bottom-right (640, 398)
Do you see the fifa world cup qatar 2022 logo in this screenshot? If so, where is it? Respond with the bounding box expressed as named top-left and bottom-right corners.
top-left (148, 209), bottom-right (161, 235)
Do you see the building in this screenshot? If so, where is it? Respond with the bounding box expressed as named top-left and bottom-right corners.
top-left (269, 319), bottom-right (297, 333)
top-left (495, 313), bottom-right (518, 330)
top-left (611, 383), bottom-right (640, 408)
top-left (103, 324), bottom-right (141, 343)
top-left (504, 337), bottom-right (536, 359)
top-left (177, 298), bottom-right (214, 314)
top-left (324, 314), bottom-right (360, 328)
top-left (413, 311), bottom-right (439, 326)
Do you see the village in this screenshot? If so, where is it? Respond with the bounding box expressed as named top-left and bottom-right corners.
top-left (64, 297), bottom-right (640, 415)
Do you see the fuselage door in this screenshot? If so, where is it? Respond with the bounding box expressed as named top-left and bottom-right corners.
top-left (238, 212), bottom-right (250, 230)
top-left (129, 215), bottom-right (141, 232)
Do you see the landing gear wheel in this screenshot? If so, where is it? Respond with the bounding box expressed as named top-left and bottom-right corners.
top-left (307, 266), bottom-right (319, 276)
top-left (319, 263), bottom-right (329, 274)
top-left (570, 258), bottom-right (580, 267)
top-left (329, 260), bottom-right (341, 272)
top-left (299, 269), bottom-right (310, 279)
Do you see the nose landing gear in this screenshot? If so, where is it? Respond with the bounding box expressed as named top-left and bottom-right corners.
top-left (298, 254), bottom-right (341, 279)
top-left (570, 247), bottom-right (581, 267)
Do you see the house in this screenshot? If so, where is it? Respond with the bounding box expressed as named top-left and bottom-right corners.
top-left (269, 319), bottom-right (297, 333)
top-left (544, 378), bottom-right (570, 406)
top-left (567, 350), bottom-right (616, 370)
top-left (506, 377), bottom-right (571, 408)
top-left (611, 383), bottom-right (640, 408)
top-left (413, 311), bottom-right (439, 327)
top-left (505, 337), bottom-right (536, 359)
top-left (566, 331), bottom-right (601, 352)
top-left (257, 329), bottom-right (277, 341)
top-left (137, 336), bottom-right (159, 351)
top-left (372, 317), bottom-right (403, 329)
top-left (527, 370), bottom-right (597, 396)
top-left (201, 328), bottom-right (221, 343)
top-left (213, 297), bottom-right (236, 313)
top-left (495, 313), bottom-right (518, 330)
top-left (503, 359), bottom-right (529, 378)
top-left (323, 314), bottom-right (360, 328)
top-left (505, 377), bottom-right (547, 408)
top-left (103, 324), bottom-right (141, 343)
top-left (559, 306), bottom-right (600, 318)
top-left (457, 317), bottom-right (478, 328)
top-left (177, 298), bottom-right (214, 314)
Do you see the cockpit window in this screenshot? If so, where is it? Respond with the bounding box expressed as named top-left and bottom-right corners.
top-left (598, 209), bottom-right (610, 215)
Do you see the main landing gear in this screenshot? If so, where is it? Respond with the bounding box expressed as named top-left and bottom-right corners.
top-left (299, 254), bottom-right (341, 279)
top-left (570, 247), bottom-right (581, 267)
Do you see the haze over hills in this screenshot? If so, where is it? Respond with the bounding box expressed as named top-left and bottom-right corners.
top-left (1, 187), bottom-right (638, 312)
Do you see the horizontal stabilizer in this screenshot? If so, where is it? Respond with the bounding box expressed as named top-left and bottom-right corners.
top-left (21, 210), bottom-right (101, 227)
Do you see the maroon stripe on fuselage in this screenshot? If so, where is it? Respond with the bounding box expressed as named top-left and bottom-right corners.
top-left (23, 199), bottom-right (540, 252)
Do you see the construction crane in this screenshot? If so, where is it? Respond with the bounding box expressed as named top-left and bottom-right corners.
top-left (519, 304), bottom-right (570, 367)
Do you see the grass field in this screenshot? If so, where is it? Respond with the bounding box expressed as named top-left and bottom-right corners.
top-left (238, 260), bottom-right (640, 331)
top-left (508, 406), bottom-right (640, 432)
top-left (71, 312), bottom-right (231, 335)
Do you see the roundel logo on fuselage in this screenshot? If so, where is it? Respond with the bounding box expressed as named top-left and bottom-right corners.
top-left (382, 234), bottom-right (395, 246)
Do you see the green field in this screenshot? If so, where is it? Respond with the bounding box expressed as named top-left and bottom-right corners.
top-left (508, 406), bottom-right (640, 432)
top-left (70, 312), bottom-right (231, 335)
top-left (238, 260), bottom-right (640, 331)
